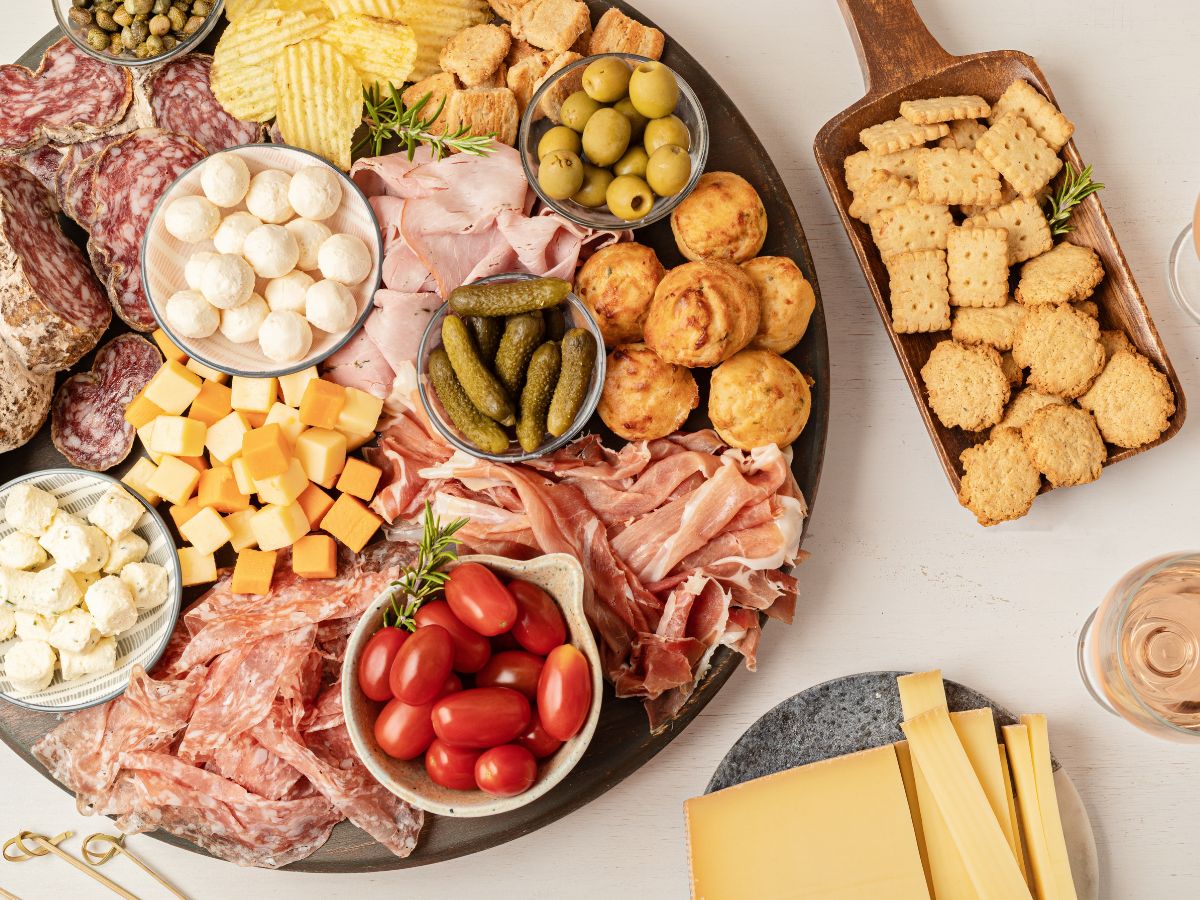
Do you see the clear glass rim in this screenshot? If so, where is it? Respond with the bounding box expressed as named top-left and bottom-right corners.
top-left (1168, 222), bottom-right (1199, 322)
top-left (52, 0), bottom-right (225, 68)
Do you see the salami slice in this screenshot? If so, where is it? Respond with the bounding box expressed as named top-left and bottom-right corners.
top-left (0, 39), bottom-right (132, 154)
top-left (0, 163), bottom-right (110, 371)
top-left (51, 333), bottom-right (162, 471)
top-left (147, 55), bottom-right (264, 152)
top-left (18, 144), bottom-right (64, 196)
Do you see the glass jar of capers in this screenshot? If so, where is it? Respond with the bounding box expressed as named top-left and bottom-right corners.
top-left (67, 0), bottom-right (215, 61)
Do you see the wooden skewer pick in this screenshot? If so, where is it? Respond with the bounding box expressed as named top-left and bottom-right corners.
top-left (82, 833), bottom-right (189, 900)
top-left (1, 832), bottom-right (137, 900)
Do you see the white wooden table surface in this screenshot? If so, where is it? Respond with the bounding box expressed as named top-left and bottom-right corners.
top-left (3, 1), bottom-right (1200, 897)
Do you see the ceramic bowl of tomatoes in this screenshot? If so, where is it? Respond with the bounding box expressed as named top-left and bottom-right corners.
top-left (342, 552), bottom-right (604, 817)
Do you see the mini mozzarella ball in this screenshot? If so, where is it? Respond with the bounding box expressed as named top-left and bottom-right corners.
top-left (317, 233), bottom-right (373, 285)
top-left (164, 195), bottom-right (220, 243)
top-left (165, 290), bottom-right (219, 339)
top-left (184, 250), bottom-right (218, 291)
top-left (258, 310), bottom-right (313, 362)
top-left (245, 169), bottom-right (294, 224)
top-left (288, 166), bottom-right (343, 220)
top-left (285, 218), bottom-right (332, 270)
top-left (265, 269), bottom-right (314, 314)
top-left (242, 224), bottom-right (300, 279)
top-left (212, 211), bottom-right (262, 256)
top-left (200, 253), bottom-right (255, 310)
top-left (200, 154), bottom-right (251, 208)
top-left (219, 293), bottom-right (268, 344)
top-left (305, 279), bottom-right (357, 333)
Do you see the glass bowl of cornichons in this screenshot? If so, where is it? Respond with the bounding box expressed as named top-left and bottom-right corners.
top-left (417, 273), bottom-right (606, 463)
top-left (54, 0), bottom-right (224, 66)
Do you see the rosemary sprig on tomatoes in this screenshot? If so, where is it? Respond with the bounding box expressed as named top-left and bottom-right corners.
top-left (382, 501), bottom-right (469, 630)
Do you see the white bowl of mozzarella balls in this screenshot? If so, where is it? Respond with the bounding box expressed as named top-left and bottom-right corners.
top-left (146, 146), bottom-right (380, 374)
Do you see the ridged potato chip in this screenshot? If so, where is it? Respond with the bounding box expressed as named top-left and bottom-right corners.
top-left (323, 0), bottom-right (404, 15)
top-left (225, 0), bottom-right (332, 21)
top-left (275, 39), bottom-right (363, 170)
top-left (321, 13), bottom-right (418, 92)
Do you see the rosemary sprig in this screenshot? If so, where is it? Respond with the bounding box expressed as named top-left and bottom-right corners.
top-left (381, 501), bottom-right (469, 630)
top-left (354, 82), bottom-right (497, 161)
top-left (1043, 162), bottom-right (1105, 236)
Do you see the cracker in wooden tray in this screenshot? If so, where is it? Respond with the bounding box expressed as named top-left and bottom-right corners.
top-left (886, 249), bottom-right (951, 333)
top-left (947, 225), bottom-right (1009, 308)
top-left (844, 147), bottom-right (928, 192)
top-left (870, 200), bottom-right (953, 258)
top-left (964, 197), bottom-right (1053, 264)
top-left (995, 387), bottom-right (1066, 433)
top-left (1014, 242), bottom-right (1104, 306)
top-left (859, 116), bottom-right (949, 155)
top-left (916, 148), bottom-right (1002, 207)
top-left (920, 339), bottom-right (1010, 431)
top-left (1100, 329), bottom-right (1134, 361)
top-left (1000, 351), bottom-right (1024, 388)
top-left (1012, 304), bottom-right (1105, 399)
top-left (1073, 300), bottom-right (1100, 318)
top-left (849, 171), bottom-right (916, 223)
top-left (961, 179), bottom-right (1019, 216)
top-left (1021, 404), bottom-right (1106, 487)
top-left (1078, 349), bottom-right (1175, 449)
top-left (975, 115), bottom-right (1063, 198)
top-left (990, 79), bottom-right (1075, 151)
top-left (958, 427), bottom-right (1042, 525)
top-left (952, 302), bottom-right (1025, 350)
top-left (901, 95), bottom-right (990, 125)
top-left (937, 119), bottom-right (988, 151)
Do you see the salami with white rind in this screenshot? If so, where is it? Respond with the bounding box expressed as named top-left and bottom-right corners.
top-left (146, 55), bottom-right (265, 152)
top-left (0, 337), bottom-right (53, 453)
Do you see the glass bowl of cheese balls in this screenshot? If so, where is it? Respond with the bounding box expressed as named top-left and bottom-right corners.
top-left (141, 144), bottom-right (383, 378)
top-left (519, 54), bottom-right (709, 230)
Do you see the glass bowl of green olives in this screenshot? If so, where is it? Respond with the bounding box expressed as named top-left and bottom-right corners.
top-left (54, 0), bottom-right (224, 66)
top-left (519, 53), bottom-right (709, 230)
top-left (416, 273), bottom-right (607, 463)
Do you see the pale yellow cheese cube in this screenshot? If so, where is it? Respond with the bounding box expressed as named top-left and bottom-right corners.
top-left (254, 458), bottom-right (308, 505)
top-left (225, 508), bottom-right (259, 552)
top-left (146, 456), bottom-right (201, 506)
top-left (179, 506), bottom-right (232, 555)
top-left (250, 502), bottom-right (309, 552)
top-left (186, 358), bottom-right (229, 383)
top-left (231, 376), bottom-right (278, 414)
top-left (278, 366), bottom-right (319, 408)
top-left (178, 546), bottom-right (217, 586)
top-left (294, 427), bottom-right (347, 489)
top-left (122, 458), bottom-right (161, 506)
top-left (264, 403), bottom-right (305, 447)
top-left (149, 416), bottom-right (207, 458)
top-left (231, 457), bottom-right (256, 496)
top-left (137, 420), bottom-right (164, 464)
top-left (335, 387), bottom-right (384, 438)
top-left (205, 411), bottom-right (250, 464)
top-left (344, 431), bottom-right (374, 452)
top-left (144, 360), bottom-right (202, 415)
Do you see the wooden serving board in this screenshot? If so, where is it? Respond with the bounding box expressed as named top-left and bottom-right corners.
top-left (0, 0), bottom-right (829, 871)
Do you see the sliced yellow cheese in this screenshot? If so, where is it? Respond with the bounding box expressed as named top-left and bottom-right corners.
top-left (895, 740), bottom-right (933, 893)
top-left (998, 745), bottom-right (1029, 882)
top-left (335, 386), bottom-right (383, 437)
top-left (250, 502), bottom-right (309, 552)
top-left (146, 456), bottom-right (201, 506)
top-left (295, 427), bottom-right (347, 489)
top-left (952, 708), bottom-right (1023, 867)
top-left (1004, 725), bottom-right (1054, 900)
top-left (898, 670), bottom-right (949, 719)
top-left (1020, 715), bottom-right (1077, 900)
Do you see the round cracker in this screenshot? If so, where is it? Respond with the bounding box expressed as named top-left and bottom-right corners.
top-left (920, 339), bottom-right (1010, 431)
top-left (1021, 404), bottom-right (1106, 487)
top-left (1078, 349), bottom-right (1175, 449)
top-left (958, 427), bottom-right (1042, 525)
top-left (1011, 304), bottom-right (1104, 399)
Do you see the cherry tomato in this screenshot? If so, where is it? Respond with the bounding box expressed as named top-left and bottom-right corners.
top-left (490, 631), bottom-right (521, 652)
top-left (445, 563), bottom-right (518, 637)
top-left (509, 580), bottom-right (567, 655)
top-left (476, 650), bottom-right (544, 700)
top-left (357, 627), bottom-right (408, 702)
top-left (474, 744), bottom-right (538, 797)
top-left (374, 697), bottom-right (435, 760)
top-left (425, 739), bottom-right (483, 791)
top-left (537, 644), bottom-right (591, 741)
top-left (440, 672), bottom-right (463, 697)
top-left (388, 624), bottom-right (454, 705)
top-left (517, 716), bottom-right (564, 759)
top-left (415, 601), bottom-right (492, 673)
top-left (431, 687), bottom-right (531, 749)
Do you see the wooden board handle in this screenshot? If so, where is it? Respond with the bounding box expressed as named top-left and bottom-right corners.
top-left (837, 0), bottom-right (955, 96)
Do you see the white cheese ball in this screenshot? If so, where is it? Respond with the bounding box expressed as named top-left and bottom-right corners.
top-left (288, 166), bottom-right (342, 220)
top-left (49, 607), bottom-right (96, 653)
top-left (38, 512), bottom-right (108, 574)
top-left (184, 250), bottom-right (219, 291)
top-left (32, 565), bottom-right (84, 615)
top-left (120, 562), bottom-right (169, 611)
top-left (200, 253), bottom-right (255, 310)
top-left (85, 575), bottom-right (138, 636)
top-left (164, 195), bottom-right (221, 244)
top-left (200, 153), bottom-right (251, 208)
top-left (317, 233), bottom-right (373, 285)
top-left (219, 293), bottom-right (268, 344)
top-left (73, 571), bottom-right (101, 594)
top-left (165, 290), bottom-right (220, 339)
top-left (0, 532), bottom-right (46, 570)
top-left (87, 486), bottom-right (145, 541)
top-left (285, 218), bottom-right (333, 270)
top-left (259, 310), bottom-right (313, 363)
top-left (305, 279), bottom-right (357, 333)
top-left (102, 532), bottom-right (148, 575)
top-left (265, 269), bottom-right (314, 314)
top-left (213, 211), bottom-right (263, 256)
top-left (0, 604), bottom-right (13, 641)
top-left (243, 224), bottom-right (300, 279)
top-left (4, 640), bottom-right (56, 692)
top-left (14, 610), bottom-right (51, 642)
top-left (4, 483), bottom-right (58, 535)
top-left (245, 169), bottom-right (294, 224)
top-left (61, 636), bottom-right (116, 681)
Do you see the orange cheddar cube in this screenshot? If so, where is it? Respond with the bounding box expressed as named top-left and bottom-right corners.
top-left (299, 379), bottom-right (347, 429)
top-left (152, 328), bottom-right (187, 365)
top-left (293, 534), bottom-right (337, 579)
top-left (241, 424), bottom-right (291, 480)
top-left (231, 549), bottom-right (278, 595)
top-left (296, 482), bottom-right (334, 528)
top-left (169, 497), bottom-right (204, 529)
top-left (243, 411), bottom-right (268, 428)
top-left (177, 455), bottom-right (210, 473)
top-left (148, 455), bottom-right (201, 506)
top-left (335, 457), bottom-right (383, 501)
top-left (320, 494), bottom-right (381, 553)
top-left (198, 466), bottom-right (252, 513)
top-left (188, 380), bottom-right (233, 427)
top-left (124, 390), bottom-right (164, 429)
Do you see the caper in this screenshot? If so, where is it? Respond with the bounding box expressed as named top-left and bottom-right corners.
top-left (120, 24), bottom-right (136, 49)
top-left (166, 5), bottom-right (185, 28)
top-left (68, 7), bottom-right (92, 27)
top-left (86, 27), bottom-right (109, 50)
top-left (112, 7), bottom-right (132, 26)
top-left (192, 0), bottom-right (212, 15)
top-left (71, 0), bottom-right (88, 8)
top-left (133, 42), bottom-right (151, 58)
top-left (94, 8), bottom-right (117, 29)
top-left (148, 13), bottom-right (169, 34)
top-left (171, 2), bottom-right (187, 13)
top-left (130, 18), bottom-right (150, 42)
top-left (152, 0), bottom-right (169, 12)
top-left (108, 32), bottom-right (122, 53)
top-left (183, 13), bottom-right (204, 34)
top-left (161, 34), bottom-right (177, 49)
top-left (145, 33), bottom-right (164, 53)
top-left (127, 0), bottom-right (153, 15)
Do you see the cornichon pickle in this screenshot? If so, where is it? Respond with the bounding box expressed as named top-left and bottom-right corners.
top-left (543, 306), bottom-right (567, 342)
top-left (428, 349), bottom-right (509, 455)
top-left (517, 342), bottom-right (562, 452)
top-left (448, 278), bottom-right (571, 317)
top-left (442, 314), bottom-right (515, 426)
top-left (547, 328), bottom-right (597, 437)
top-left (467, 316), bottom-right (502, 362)
top-left (494, 312), bottom-right (545, 396)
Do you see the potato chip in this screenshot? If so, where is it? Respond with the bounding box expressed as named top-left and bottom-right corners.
top-left (323, 0), bottom-right (404, 15)
top-left (392, 0), bottom-right (492, 80)
top-left (275, 39), bottom-right (363, 170)
top-left (321, 14), bottom-right (418, 91)
top-left (225, 0), bottom-right (332, 20)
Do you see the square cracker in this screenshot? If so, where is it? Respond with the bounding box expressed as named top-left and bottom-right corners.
top-left (510, 0), bottom-right (591, 52)
top-left (953, 302), bottom-right (1026, 350)
top-left (938, 119), bottom-right (988, 151)
top-left (886, 249), bottom-right (951, 333)
top-left (964, 197), bottom-right (1053, 264)
top-left (975, 115), bottom-right (1063, 198)
top-left (947, 225), bottom-right (1009, 308)
top-left (869, 200), bottom-right (953, 258)
top-left (917, 148), bottom-right (1003, 206)
top-left (849, 171), bottom-right (916, 223)
top-left (843, 147), bottom-right (927, 193)
top-left (989, 79), bottom-right (1075, 151)
top-left (588, 8), bottom-right (665, 59)
top-left (1014, 242), bottom-right (1104, 306)
top-left (901, 95), bottom-right (990, 125)
top-left (859, 116), bottom-right (949, 155)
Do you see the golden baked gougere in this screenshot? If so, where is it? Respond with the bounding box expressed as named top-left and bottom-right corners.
top-left (598, 343), bottom-right (698, 441)
top-left (670, 171), bottom-right (768, 263)
top-left (707, 349), bottom-right (813, 450)
top-left (575, 243), bottom-right (666, 347)
top-left (643, 260), bottom-right (760, 368)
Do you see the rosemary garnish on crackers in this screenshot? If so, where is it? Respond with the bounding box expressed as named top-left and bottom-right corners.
top-left (355, 83), bottom-right (496, 161)
top-left (1043, 162), bottom-right (1105, 236)
top-left (382, 501), bottom-right (469, 630)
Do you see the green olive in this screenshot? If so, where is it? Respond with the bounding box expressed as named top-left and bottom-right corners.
top-left (573, 164), bottom-right (614, 208)
top-left (537, 125), bottom-right (581, 161)
top-left (581, 57), bottom-right (632, 103)
top-left (606, 174), bottom-right (655, 221)
top-left (643, 114), bottom-right (691, 156)
top-left (581, 107), bottom-right (631, 168)
top-left (613, 145), bottom-right (649, 178)
top-left (628, 61), bottom-right (680, 119)
top-left (538, 149), bottom-right (585, 200)
top-left (645, 144), bottom-right (692, 197)
top-left (559, 90), bottom-right (601, 133)
top-left (613, 97), bottom-right (648, 139)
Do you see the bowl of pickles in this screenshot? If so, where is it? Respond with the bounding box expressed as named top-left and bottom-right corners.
top-left (519, 53), bottom-right (709, 230)
top-left (416, 274), bottom-right (606, 463)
